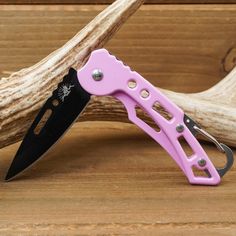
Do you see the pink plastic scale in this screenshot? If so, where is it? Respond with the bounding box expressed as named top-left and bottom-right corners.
top-left (77, 49), bottom-right (234, 185)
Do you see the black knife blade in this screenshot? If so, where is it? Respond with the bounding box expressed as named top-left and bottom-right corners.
top-left (5, 68), bottom-right (91, 181)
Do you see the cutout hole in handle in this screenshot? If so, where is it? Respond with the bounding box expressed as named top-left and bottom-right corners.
top-left (192, 166), bottom-right (211, 178)
top-left (128, 80), bottom-right (137, 89)
top-left (34, 109), bottom-right (52, 135)
top-left (140, 89), bottom-right (150, 99)
top-left (178, 136), bottom-right (195, 159)
top-left (135, 106), bottom-right (160, 132)
top-left (152, 101), bottom-right (173, 121)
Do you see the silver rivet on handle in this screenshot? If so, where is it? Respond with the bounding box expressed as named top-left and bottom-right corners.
top-left (198, 159), bottom-right (207, 167)
top-left (176, 124), bottom-right (184, 133)
top-left (92, 69), bottom-right (103, 81)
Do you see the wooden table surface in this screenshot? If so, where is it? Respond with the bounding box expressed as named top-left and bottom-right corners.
top-left (0, 122), bottom-right (236, 235)
top-left (1, 4), bottom-right (236, 235)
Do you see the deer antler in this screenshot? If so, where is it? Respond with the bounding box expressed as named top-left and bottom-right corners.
top-left (0, 0), bottom-right (236, 149)
top-left (162, 76), bottom-right (236, 147)
top-left (0, 0), bottom-right (145, 148)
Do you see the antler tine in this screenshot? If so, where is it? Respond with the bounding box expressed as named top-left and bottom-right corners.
top-left (202, 66), bottom-right (236, 104)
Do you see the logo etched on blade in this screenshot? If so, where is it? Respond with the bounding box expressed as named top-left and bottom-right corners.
top-left (58, 83), bottom-right (75, 102)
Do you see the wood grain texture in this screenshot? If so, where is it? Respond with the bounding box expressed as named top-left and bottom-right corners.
top-left (1, 3), bottom-right (236, 235)
top-left (1, 4), bottom-right (236, 236)
top-left (1, 4), bottom-right (236, 91)
top-left (1, 4), bottom-right (236, 149)
top-left (0, 122), bottom-right (235, 235)
top-left (2, 0), bottom-right (236, 4)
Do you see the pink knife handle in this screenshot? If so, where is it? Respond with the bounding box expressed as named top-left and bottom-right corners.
top-left (77, 49), bottom-right (221, 185)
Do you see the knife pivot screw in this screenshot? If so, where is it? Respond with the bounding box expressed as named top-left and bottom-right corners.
top-left (92, 69), bottom-right (103, 81)
top-left (176, 124), bottom-right (184, 133)
top-left (198, 159), bottom-right (207, 167)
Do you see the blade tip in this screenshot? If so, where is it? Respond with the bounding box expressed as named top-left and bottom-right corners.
top-left (4, 166), bottom-right (18, 182)
top-left (5, 172), bottom-right (13, 182)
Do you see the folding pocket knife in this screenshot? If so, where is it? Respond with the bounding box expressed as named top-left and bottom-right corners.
top-left (6, 49), bottom-right (234, 185)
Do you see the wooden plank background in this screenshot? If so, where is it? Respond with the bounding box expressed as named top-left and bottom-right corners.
top-left (0, 3), bottom-right (236, 235)
top-left (1, 5), bottom-right (236, 93)
top-left (1, 0), bottom-right (236, 4)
